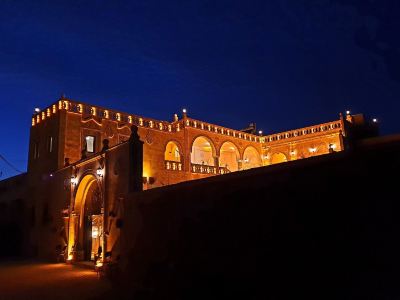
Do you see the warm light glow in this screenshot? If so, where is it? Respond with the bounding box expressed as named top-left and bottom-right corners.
top-left (91, 107), bottom-right (97, 116)
top-left (92, 227), bottom-right (99, 238)
top-left (67, 254), bottom-right (73, 261)
top-left (290, 150), bottom-right (296, 156)
top-left (116, 113), bottom-right (121, 121)
top-left (128, 116), bottom-right (133, 124)
top-left (96, 261), bottom-right (103, 268)
top-left (96, 167), bottom-right (104, 177)
top-left (77, 104), bottom-right (82, 113)
top-left (309, 147), bottom-right (317, 153)
top-left (32, 118), bottom-right (35, 126)
top-left (104, 110), bottom-right (109, 119)
top-left (71, 176), bottom-right (78, 185)
top-left (329, 143), bottom-right (337, 149)
top-left (46, 108), bottom-right (51, 117)
top-left (52, 105), bottom-right (56, 113)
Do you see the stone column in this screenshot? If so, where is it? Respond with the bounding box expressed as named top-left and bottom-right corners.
top-left (129, 125), bottom-right (144, 192)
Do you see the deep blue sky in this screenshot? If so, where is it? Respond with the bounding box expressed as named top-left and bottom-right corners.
top-left (1, 0), bottom-right (399, 178)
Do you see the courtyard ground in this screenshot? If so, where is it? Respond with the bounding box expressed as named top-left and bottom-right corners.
top-left (0, 260), bottom-right (112, 300)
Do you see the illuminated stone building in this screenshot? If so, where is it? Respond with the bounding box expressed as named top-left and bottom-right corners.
top-left (0, 96), bottom-right (378, 263)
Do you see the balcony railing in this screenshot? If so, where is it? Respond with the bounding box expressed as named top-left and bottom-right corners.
top-left (191, 163), bottom-right (231, 175)
top-left (165, 160), bottom-right (183, 171)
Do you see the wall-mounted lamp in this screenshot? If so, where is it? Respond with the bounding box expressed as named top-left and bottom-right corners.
top-left (346, 110), bottom-right (351, 115)
top-left (373, 118), bottom-right (378, 123)
top-left (70, 176), bottom-right (78, 186)
top-left (97, 167), bottom-right (104, 177)
top-left (258, 130), bottom-right (263, 136)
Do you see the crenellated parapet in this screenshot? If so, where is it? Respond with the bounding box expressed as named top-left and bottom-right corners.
top-left (184, 117), bottom-right (262, 143)
top-left (31, 99), bottom-right (180, 133)
top-left (31, 98), bottom-right (266, 144)
top-left (262, 119), bottom-right (344, 145)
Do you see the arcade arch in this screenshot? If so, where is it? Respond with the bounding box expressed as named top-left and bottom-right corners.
top-left (219, 141), bottom-right (240, 172)
top-left (191, 136), bottom-right (216, 166)
top-left (242, 146), bottom-right (262, 170)
top-left (270, 152), bottom-right (287, 164)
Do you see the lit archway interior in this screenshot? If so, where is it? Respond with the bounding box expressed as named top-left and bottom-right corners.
top-left (271, 152), bottom-right (288, 164)
top-left (191, 136), bottom-right (215, 166)
top-left (219, 142), bottom-right (240, 171)
top-left (68, 174), bottom-right (103, 262)
top-left (242, 146), bottom-right (262, 170)
top-left (165, 141), bottom-right (181, 162)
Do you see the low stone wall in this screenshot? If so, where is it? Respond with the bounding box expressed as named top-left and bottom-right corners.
top-left (114, 136), bottom-right (400, 299)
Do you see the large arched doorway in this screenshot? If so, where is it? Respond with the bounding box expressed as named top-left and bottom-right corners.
top-left (68, 174), bottom-right (103, 262)
top-left (191, 136), bottom-right (216, 166)
top-left (242, 146), bottom-right (262, 170)
top-left (271, 152), bottom-right (287, 165)
top-left (219, 142), bottom-right (240, 172)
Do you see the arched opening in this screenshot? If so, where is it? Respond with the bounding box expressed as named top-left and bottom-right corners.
top-left (271, 152), bottom-right (287, 164)
top-left (191, 136), bottom-right (216, 166)
top-left (164, 141), bottom-right (181, 162)
top-left (242, 146), bottom-right (262, 170)
top-left (219, 142), bottom-right (240, 172)
top-left (68, 174), bottom-right (103, 262)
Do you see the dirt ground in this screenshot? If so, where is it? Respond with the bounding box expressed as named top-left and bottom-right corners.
top-left (0, 260), bottom-right (112, 300)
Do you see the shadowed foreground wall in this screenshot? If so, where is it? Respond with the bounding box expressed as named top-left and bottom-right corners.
top-left (115, 135), bottom-right (400, 300)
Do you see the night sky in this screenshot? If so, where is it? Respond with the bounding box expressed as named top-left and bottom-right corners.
top-left (1, 0), bottom-right (399, 178)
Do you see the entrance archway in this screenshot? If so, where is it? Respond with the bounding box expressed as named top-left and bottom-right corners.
top-left (242, 146), bottom-right (262, 170)
top-left (68, 174), bottom-right (103, 262)
top-left (219, 142), bottom-right (240, 172)
top-left (191, 136), bottom-right (216, 166)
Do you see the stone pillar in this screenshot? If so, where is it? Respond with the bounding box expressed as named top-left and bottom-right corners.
top-left (68, 214), bottom-right (78, 260)
top-left (129, 125), bottom-right (144, 192)
top-left (214, 156), bottom-right (219, 168)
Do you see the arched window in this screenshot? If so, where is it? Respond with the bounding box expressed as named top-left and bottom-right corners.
top-left (191, 136), bottom-right (216, 166)
top-left (219, 142), bottom-right (240, 172)
top-left (242, 146), bottom-right (262, 170)
top-left (165, 141), bottom-right (181, 162)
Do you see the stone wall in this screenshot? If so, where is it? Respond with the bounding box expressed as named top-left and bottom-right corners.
top-left (114, 135), bottom-right (400, 299)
